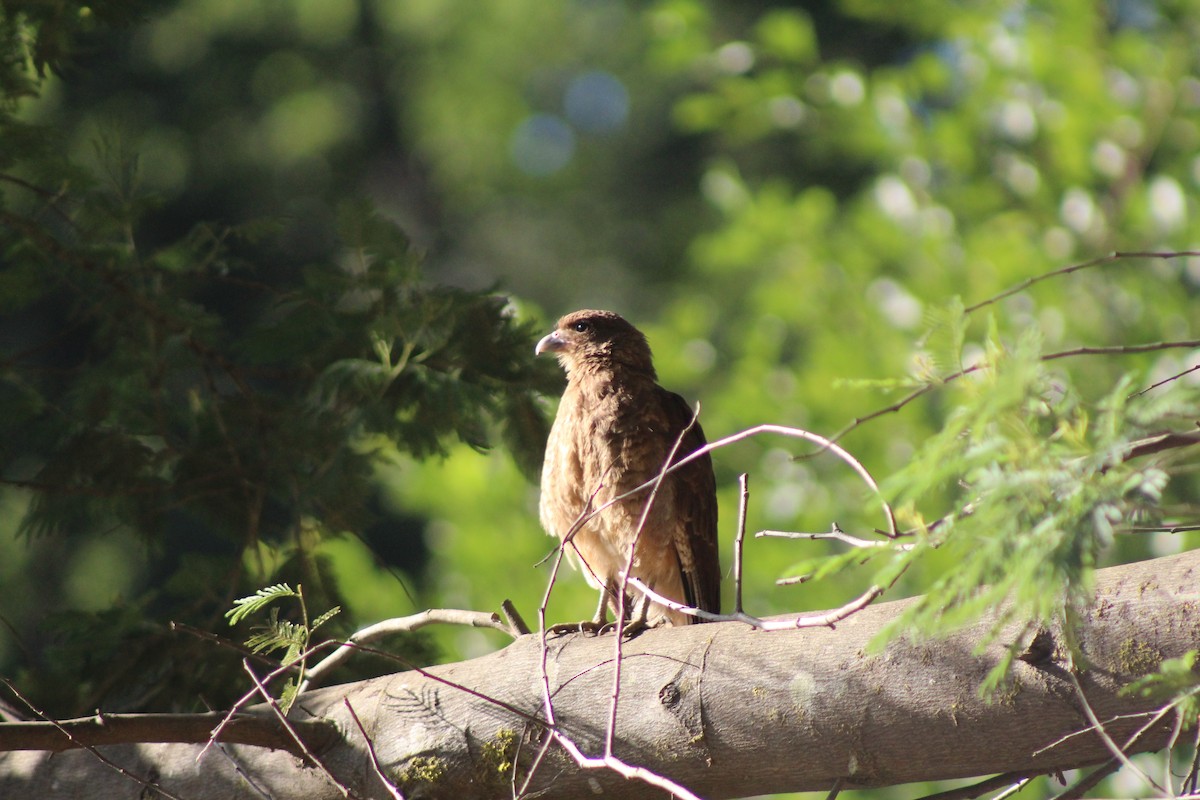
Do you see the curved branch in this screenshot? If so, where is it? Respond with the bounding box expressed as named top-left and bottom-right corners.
top-left (299, 609), bottom-right (520, 693)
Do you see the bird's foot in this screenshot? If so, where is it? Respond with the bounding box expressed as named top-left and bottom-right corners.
top-left (615, 617), bottom-right (649, 638)
top-left (546, 618), bottom-right (653, 637)
top-left (549, 618), bottom-right (661, 638)
top-left (547, 620), bottom-right (612, 636)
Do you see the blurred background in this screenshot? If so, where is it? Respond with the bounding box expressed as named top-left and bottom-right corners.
top-left (2, 1), bottom-right (1199, 796)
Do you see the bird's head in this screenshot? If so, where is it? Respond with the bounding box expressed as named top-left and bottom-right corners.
top-left (535, 309), bottom-right (656, 379)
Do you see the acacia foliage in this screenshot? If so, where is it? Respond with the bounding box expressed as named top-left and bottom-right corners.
top-left (0, 4), bottom-right (551, 715)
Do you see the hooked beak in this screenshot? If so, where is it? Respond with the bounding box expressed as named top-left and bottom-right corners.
top-left (535, 330), bottom-right (565, 356)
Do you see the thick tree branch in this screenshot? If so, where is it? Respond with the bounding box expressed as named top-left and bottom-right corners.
top-left (1, 549), bottom-right (1198, 799)
top-left (0, 710), bottom-right (340, 757)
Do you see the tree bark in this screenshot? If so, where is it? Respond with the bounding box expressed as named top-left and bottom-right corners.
top-left (2, 549), bottom-right (1197, 799)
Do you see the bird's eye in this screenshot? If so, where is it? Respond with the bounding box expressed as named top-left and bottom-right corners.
top-left (572, 321), bottom-right (591, 333)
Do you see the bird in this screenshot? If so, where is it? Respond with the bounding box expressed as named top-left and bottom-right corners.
top-left (535, 309), bottom-right (720, 632)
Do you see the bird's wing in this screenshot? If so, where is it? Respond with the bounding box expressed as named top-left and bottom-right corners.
top-left (662, 389), bottom-right (722, 616)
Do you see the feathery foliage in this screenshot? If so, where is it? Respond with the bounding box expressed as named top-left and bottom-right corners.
top-left (0, 9), bottom-right (551, 713)
top-left (840, 307), bottom-right (1200, 689)
top-left (227, 583), bottom-right (339, 712)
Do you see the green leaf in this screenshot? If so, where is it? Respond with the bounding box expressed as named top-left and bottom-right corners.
top-left (1121, 650), bottom-right (1200, 725)
top-left (310, 605), bottom-right (342, 632)
top-left (226, 584), bottom-right (298, 626)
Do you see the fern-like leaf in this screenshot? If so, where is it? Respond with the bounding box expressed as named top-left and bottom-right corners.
top-left (226, 583), bottom-right (298, 626)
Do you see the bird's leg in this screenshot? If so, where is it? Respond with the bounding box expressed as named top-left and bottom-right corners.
top-left (618, 585), bottom-right (653, 637)
top-left (592, 585), bottom-right (612, 628)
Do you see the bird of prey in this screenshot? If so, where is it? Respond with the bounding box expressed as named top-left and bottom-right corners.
top-left (535, 309), bottom-right (720, 631)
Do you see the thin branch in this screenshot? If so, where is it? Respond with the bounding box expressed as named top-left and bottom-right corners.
top-left (0, 173), bottom-right (76, 227)
top-left (242, 661), bottom-right (358, 799)
top-left (992, 778), bottom-right (1035, 800)
top-left (627, 577), bottom-right (886, 631)
top-left (826, 381), bottom-right (941, 445)
top-left (1165, 704), bottom-right (1188, 797)
top-left (963, 250), bottom-right (1200, 315)
top-left (1132, 363), bottom-right (1200, 398)
top-left (1122, 524), bottom-right (1200, 534)
top-left (343, 699), bottom-right (405, 800)
top-left (540, 421), bottom-right (896, 632)
top-left (1067, 671), bottom-right (1166, 796)
top-left (1183, 723), bottom-right (1200, 795)
top-left (1032, 708), bottom-right (1163, 757)
top-left (500, 599), bottom-right (532, 636)
top-left (913, 771), bottom-right (1035, 800)
top-left (1122, 431), bottom-right (1200, 463)
top-left (0, 678), bottom-right (188, 800)
top-left (299, 608), bottom-right (518, 693)
top-left (551, 729), bottom-right (705, 800)
top-left (205, 734), bottom-right (277, 800)
top-left (170, 620), bottom-right (295, 671)
top-left (607, 403), bottom-right (701, 757)
top-left (542, 482), bottom-right (614, 615)
top-left (593, 423), bottom-right (897, 540)
top-left (734, 473), bottom-right (749, 614)
top-left (1052, 759), bottom-right (1120, 800)
top-left (519, 521), bottom-right (577, 797)
top-left (826, 337), bottom-right (1200, 446)
top-left (523, 407), bottom-right (723, 799)
top-left (1043, 340), bottom-right (1200, 361)
top-left (758, 523), bottom-right (914, 550)
top-left (0, 710), bottom-right (338, 755)
top-left (202, 639), bottom-right (344, 762)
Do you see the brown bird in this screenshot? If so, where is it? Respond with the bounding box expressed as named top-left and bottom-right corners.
top-left (535, 309), bottom-right (720, 631)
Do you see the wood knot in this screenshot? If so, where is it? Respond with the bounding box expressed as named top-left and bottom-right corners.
top-left (1018, 628), bottom-right (1056, 666)
top-left (658, 681), bottom-right (682, 708)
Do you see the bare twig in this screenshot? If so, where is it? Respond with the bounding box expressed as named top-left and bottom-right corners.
top-left (607, 404), bottom-right (701, 757)
top-left (522, 407), bottom-right (719, 799)
top-left (591, 423), bottom-right (897, 540)
top-left (0, 710), bottom-right (338, 755)
top-left (621, 422), bottom-right (901, 630)
top-left (242, 661), bottom-right (358, 799)
top-left (1044, 340), bottom-right (1200, 361)
top-left (551, 729), bottom-right (706, 800)
top-left (1032, 708), bottom-right (1163, 756)
top-left (1183, 723), bottom-right (1200, 795)
top-left (992, 778), bottom-right (1034, 800)
top-left (627, 577), bottom-right (886, 631)
top-left (913, 771), bottom-right (1034, 800)
top-left (343, 699), bottom-right (405, 800)
top-left (500, 599), bottom-right (532, 635)
top-left (1067, 671), bottom-right (1166, 796)
top-left (963, 250), bottom-right (1200, 314)
top-left (299, 608), bottom-right (519, 693)
top-left (1122, 524), bottom-right (1200, 535)
top-left (758, 523), bottom-right (914, 550)
top-left (1132, 363), bottom-right (1200, 397)
top-left (0, 678), bottom-right (188, 800)
top-left (1165, 704), bottom-right (1189, 796)
top-left (519, 518), bottom-right (578, 797)
top-left (1122, 431), bottom-right (1200, 463)
top-left (203, 640), bottom-right (343, 761)
top-left (169, 621), bottom-right (296, 671)
top-left (734, 473), bottom-right (749, 614)
top-left (826, 337), bottom-right (1200, 446)
top-left (1052, 759), bottom-right (1119, 800)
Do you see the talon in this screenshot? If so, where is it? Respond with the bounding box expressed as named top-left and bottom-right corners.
top-left (619, 619), bottom-right (647, 638)
top-left (548, 620), bottom-right (610, 636)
